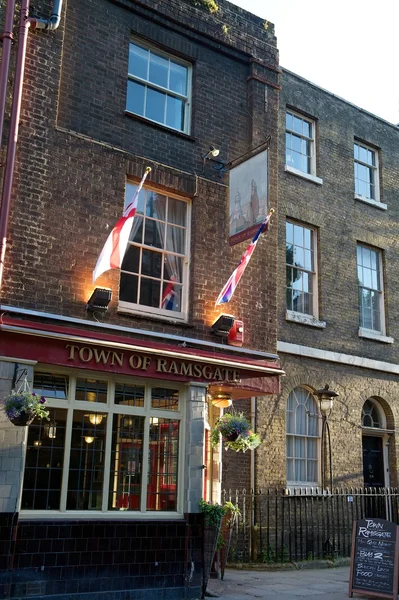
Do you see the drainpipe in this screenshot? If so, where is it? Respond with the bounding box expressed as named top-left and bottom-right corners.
top-left (0, 0), bottom-right (63, 292)
top-left (0, 0), bottom-right (16, 151)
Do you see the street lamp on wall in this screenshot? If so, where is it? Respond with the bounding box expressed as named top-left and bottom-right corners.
top-left (315, 385), bottom-right (339, 490)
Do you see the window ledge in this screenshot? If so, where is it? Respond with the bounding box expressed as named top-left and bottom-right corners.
top-left (355, 194), bottom-right (387, 211)
top-left (286, 311), bottom-right (326, 329)
top-left (117, 302), bottom-right (192, 327)
top-left (124, 111), bottom-right (196, 142)
top-left (358, 328), bottom-right (394, 344)
top-left (284, 165), bottom-right (323, 185)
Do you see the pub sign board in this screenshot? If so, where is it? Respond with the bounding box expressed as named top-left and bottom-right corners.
top-left (349, 518), bottom-right (399, 599)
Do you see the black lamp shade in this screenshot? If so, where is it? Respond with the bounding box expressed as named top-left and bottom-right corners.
top-left (87, 287), bottom-right (112, 311)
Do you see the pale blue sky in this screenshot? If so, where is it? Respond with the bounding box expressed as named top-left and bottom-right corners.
top-left (229, 0), bottom-right (399, 125)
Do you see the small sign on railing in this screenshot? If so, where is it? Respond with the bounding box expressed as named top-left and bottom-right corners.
top-left (349, 518), bottom-right (399, 599)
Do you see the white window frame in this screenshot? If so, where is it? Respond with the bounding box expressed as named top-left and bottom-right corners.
top-left (286, 220), bottom-right (319, 320)
top-left (20, 368), bottom-right (186, 520)
top-left (357, 244), bottom-right (386, 336)
top-left (118, 183), bottom-right (191, 322)
top-left (286, 387), bottom-right (321, 487)
top-left (126, 39), bottom-right (192, 134)
top-left (285, 110), bottom-right (318, 179)
top-left (354, 141), bottom-right (380, 203)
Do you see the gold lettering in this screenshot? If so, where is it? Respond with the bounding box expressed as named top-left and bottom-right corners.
top-left (202, 365), bottom-right (213, 380)
top-left (193, 364), bottom-right (202, 377)
top-left (168, 361), bottom-right (179, 375)
top-left (141, 356), bottom-right (151, 370)
top-left (93, 349), bottom-right (111, 364)
top-left (180, 363), bottom-right (193, 377)
top-left (111, 352), bottom-right (124, 367)
top-left (79, 347), bottom-right (93, 363)
top-left (232, 370), bottom-right (240, 382)
top-left (213, 367), bottom-right (223, 381)
top-left (157, 358), bottom-right (168, 373)
top-left (129, 355), bottom-right (142, 369)
top-left (66, 344), bottom-right (79, 361)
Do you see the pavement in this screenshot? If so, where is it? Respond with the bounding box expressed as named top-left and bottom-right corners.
top-left (206, 565), bottom-right (375, 599)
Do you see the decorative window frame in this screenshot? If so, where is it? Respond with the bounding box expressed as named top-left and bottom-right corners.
top-left (286, 387), bottom-right (321, 488)
top-left (285, 109), bottom-right (321, 182)
top-left (286, 220), bottom-right (320, 321)
top-left (354, 141), bottom-right (381, 204)
top-left (118, 183), bottom-right (191, 323)
top-left (126, 38), bottom-right (192, 135)
top-left (357, 243), bottom-right (387, 338)
top-left (20, 368), bottom-right (186, 520)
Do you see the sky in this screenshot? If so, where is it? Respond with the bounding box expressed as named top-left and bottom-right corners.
top-left (229, 0), bottom-right (399, 125)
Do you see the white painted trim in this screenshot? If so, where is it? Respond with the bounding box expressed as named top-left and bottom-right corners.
top-left (355, 194), bottom-right (387, 211)
top-left (277, 340), bottom-right (399, 375)
top-left (286, 311), bottom-right (326, 329)
top-left (284, 165), bottom-right (323, 185)
top-left (358, 328), bottom-right (394, 344)
top-left (0, 356), bottom-right (37, 365)
top-left (1, 323), bottom-right (285, 374)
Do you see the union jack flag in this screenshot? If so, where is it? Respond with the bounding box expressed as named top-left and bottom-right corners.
top-left (215, 209), bottom-right (274, 306)
top-left (161, 276), bottom-right (177, 310)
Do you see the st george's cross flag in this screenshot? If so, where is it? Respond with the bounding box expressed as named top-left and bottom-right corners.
top-left (215, 208), bottom-right (274, 306)
top-left (93, 167), bottom-right (151, 283)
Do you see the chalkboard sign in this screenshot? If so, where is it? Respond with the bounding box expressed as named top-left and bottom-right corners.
top-left (349, 518), bottom-right (399, 599)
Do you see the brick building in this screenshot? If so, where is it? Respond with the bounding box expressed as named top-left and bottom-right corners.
top-left (224, 68), bottom-right (399, 496)
top-left (0, 0), bottom-right (282, 598)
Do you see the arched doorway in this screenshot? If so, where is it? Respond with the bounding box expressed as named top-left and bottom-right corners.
top-left (361, 398), bottom-right (390, 488)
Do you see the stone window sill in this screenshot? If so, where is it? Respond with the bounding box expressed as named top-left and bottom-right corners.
top-left (286, 311), bottom-right (326, 328)
top-left (358, 328), bottom-right (393, 344)
top-left (285, 165), bottom-right (323, 185)
top-left (355, 194), bottom-right (387, 211)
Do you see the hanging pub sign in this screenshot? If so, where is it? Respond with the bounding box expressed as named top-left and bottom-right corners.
top-left (349, 518), bottom-right (399, 599)
top-left (229, 144), bottom-right (269, 246)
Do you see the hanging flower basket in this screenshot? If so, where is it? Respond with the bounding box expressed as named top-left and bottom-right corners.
top-left (210, 412), bottom-right (261, 453)
top-left (2, 391), bottom-right (50, 426)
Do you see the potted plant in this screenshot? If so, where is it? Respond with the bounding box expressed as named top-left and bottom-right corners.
top-left (198, 499), bottom-right (227, 598)
top-left (219, 501), bottom-right (241, 580)
top-left (210, 412), bottom-right (261, 453)
top-left (3, 391), bottom-right (50, 426)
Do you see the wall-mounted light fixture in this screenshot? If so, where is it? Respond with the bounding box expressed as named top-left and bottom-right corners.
top-left (201, 145), bottom-right (228, 177)
top-left (86, 287), bottom-right (112, 312)
top-left (211, 314), bottom-right (235, 338)
top-left (316, 384), bottom-right (339, 416)
top-left (201, 145), bottom-right (220, 161)
top-left (210, 392), bottom-right (232, 409)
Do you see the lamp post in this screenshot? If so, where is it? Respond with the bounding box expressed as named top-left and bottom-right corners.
top-left (315, 385), bottom-right (339, 490)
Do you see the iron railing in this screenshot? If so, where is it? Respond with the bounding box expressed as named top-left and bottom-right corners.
top-left (222, 487), bottom-right (399, 563)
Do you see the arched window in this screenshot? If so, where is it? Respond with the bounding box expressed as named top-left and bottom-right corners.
top-left (362, 398), bottom-right (385, 429)
top-left (286, 387), bottom-right (320, 485)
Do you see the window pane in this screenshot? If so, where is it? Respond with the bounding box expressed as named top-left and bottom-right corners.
top-left (141, 249), bottom-right (162, 278)
top-left (33, 373), bottom-right (68, 399)
top-left (287, 459), bottom-right (294, 481)
top-left (286, 221), bottom-right (293, 244)
top-left (168, 198), bottom-right (186, 226)
top-left (75, 379), bottom-right (107, 403)
top-left (144, 219), bottom-right (164, 248)
top-left (140, 277), bottom-right (161, 307)
top-left (129, 215), bottom-right (143, 243)
top-left (129, 43), bottom-right (148, 79)
top-left (21, 408), bottom-right (67, 510)
top-left (147, 419), bottom-right (179, 511)
top-left (109, 415), bottom-right (144, 511)
top-left (114, 384), bottom-right (145, 407)
top-left (119, 272), bottom-right (138, 303)
top-left (307, 460), bottom-right (317, 483)
top-left (121, 245), bottom-right (140, 274)
top-left (149, 52), bottom-right (169, 88)
top-left (293, 115), bottom-right (303, 134)
top-left (166, 224), bottom-right (185, 254)
top-left (166, 95), bottom-right (184, 130)
top-left (124, 184), bottom-right (145, 214)
top-left (126, 80), bottom-right (145, 116)
top-left (169, 62), bottom-right (187, 95)
top-left (286, 112), bottom-right (293, 130)
top-left (146, 192), bottom-right (166, 219)
top-left (145, 87), bottom-right (166, 124)
top-left (67, 410), bottom-right (107, 510)
top-left (151, 388), bottom-right (179, 411)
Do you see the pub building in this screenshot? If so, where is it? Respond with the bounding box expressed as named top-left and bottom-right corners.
top-left (0, 0), bottom-right (282, 597)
